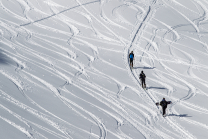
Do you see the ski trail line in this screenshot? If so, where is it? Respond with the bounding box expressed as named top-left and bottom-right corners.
top-left (125, 1), bottom-right (196, 139)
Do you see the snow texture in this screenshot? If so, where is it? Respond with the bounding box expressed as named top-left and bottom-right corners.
top-left (0, 0), bottom-right (208, 138)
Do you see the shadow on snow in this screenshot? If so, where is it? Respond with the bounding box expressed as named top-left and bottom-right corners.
top-left (0, 50), bottom-right (13, 65)
top-left (168, 114), bottom-right (192, 117)
top-left (133, 66), bottom-right (155, 69)
top-left (148, 87), bottom-right (166, 90)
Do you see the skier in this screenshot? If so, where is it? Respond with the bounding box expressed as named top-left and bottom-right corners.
top-left (139, 71), bottom-right (146, 89)
top-left (129, 51), bottom-right (134, 68)
top-left (156, 98), bottom-right (172, 116)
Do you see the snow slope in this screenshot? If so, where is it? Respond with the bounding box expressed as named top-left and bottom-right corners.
top-left (0, 0), bottom-right (208, 138)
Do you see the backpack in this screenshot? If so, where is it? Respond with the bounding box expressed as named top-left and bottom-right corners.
top-left (129, 53), bottom-right (133, 59)
top-left (160, 100), bottom-right (167, 107)
top-left (140, 73), bottom-right (145, 79)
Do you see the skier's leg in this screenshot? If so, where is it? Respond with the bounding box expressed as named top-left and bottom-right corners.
top-left (163, 107), bottom-right (167, 115)
top-left (140, 79), bottom-right (143, 88)
top-left (130, 58), bottom-right (133, 68)
top-left (132, 60), bottom-right (133, 67)
top-left (142, 80), bottom-right (144, 88)
top-left (130, 60), bottom-right (132, 67)
top-left (162, 107), bottom-right (166, 115)
top-left (142, 80), bottom-right (145, 88)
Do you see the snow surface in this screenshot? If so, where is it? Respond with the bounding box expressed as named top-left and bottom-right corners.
top-left (0, 0), bottom-right (208, 138)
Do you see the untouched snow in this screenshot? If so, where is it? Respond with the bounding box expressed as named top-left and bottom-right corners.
top-left (0, 0), bottom-right (208, 138)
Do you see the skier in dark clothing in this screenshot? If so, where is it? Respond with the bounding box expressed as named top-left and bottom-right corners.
top-left (129, 51), bottom-right (134, 68)
top-left (139, 71), bottom-right (146, 88)
top-left (157, 98), bottom-right (172, 116)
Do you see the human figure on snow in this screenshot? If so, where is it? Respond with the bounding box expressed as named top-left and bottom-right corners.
top-left (158, 98), bottom-right (172, 116)
top-left (129, 51), bottom-right (134, 68)
top-left (139, 71), bottom-right (146, 89)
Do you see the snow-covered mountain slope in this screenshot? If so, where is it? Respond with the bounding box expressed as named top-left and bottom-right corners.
top-left (0, 0), bottom-right (208, 138)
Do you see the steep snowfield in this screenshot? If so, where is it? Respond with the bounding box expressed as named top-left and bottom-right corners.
top-left (0, 0), bottom-right (208, 138)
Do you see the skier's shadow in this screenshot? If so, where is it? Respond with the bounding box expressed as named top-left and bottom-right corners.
top-left (168, 114), bottom-right (192, 117)
top-left (148, 87), bottom-right (166, 90)
top-left (133, 66), bottom-right (155, 69)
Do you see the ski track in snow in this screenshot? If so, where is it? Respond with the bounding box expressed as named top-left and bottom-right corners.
top-left (0, 0), bottom-right (208, 138)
